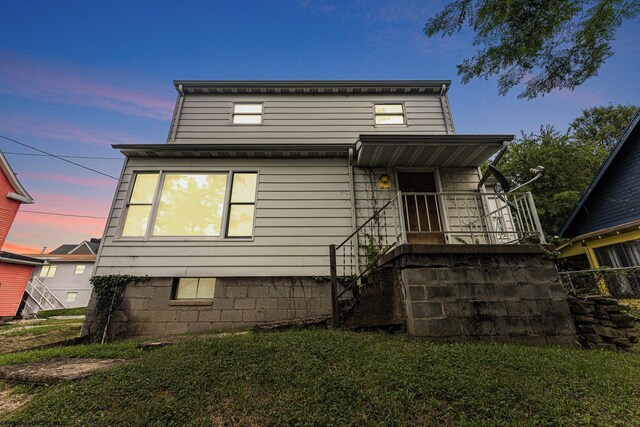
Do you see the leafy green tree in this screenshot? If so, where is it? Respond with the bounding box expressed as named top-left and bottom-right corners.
top-left (570, 104), bottom-right (638, 150)
top-left (500, 126), bottom-right (605, 237)
top-left (424, 1), bottom-right (639, 98)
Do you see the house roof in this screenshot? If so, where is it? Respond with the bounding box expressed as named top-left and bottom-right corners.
top-left (23, 253), bottom-right (96, 263)
top-left (356, 134), bottom-right (512, 168)
top-left (559, 108), bottom-right (640, 237)
top-left (0, 251), bottom-right (44, 266)
top-left (174, 80), bottom-right (451, 95)
top-left (49, 239), bottom-right (101, 255)
top-left (49, 244), bottom-right (77, 254)
top-left (0, 150), bottom-right (34, 204)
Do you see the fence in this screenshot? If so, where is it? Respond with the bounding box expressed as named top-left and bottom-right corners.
top-left (558, 267), bottom-right (640, 298)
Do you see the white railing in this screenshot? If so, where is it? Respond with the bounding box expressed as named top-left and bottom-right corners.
top-left (23, 276), bottom-right (65, 311)
top-left (558, 267), bottom-right (640, 298)
top-left (399, 191), bottom-right (546, 244)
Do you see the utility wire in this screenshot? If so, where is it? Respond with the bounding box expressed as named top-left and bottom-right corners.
top-left (0, 206), bottom-right (106, 219)
top-left (0, 134), bottom-right (119, 180)
top-left (3, 151), bottom-right (121, 160)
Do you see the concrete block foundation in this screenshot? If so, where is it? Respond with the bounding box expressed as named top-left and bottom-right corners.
top-left (367, 244), bottom-right (578, 346)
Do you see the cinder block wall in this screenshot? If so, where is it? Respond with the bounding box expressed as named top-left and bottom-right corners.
top-left (84, 277), bottom-right (332, 338)
top-left (380, 245), bottom-right (578, 346)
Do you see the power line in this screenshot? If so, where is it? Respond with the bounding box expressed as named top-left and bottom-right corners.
top-left (0, 206), bottom-right (106, 219)
top-left (3, 151), bottom-right (121, 160)
top-left (0, 134), bottom-right (119, 180)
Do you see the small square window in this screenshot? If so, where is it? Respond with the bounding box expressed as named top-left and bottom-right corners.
top-left (233, 103), bottom-right (263, 124)
top-left (74, 265), bottom-right (86, 275)
top-left (174, 278), bottom-right (216, 299)
top-left (66, 292), bottom-right (77, 303)
top-left (374, 104), bottom-right (405, 125)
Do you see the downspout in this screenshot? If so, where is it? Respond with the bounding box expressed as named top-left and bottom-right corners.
top-left (348, 148), bottom-right (360, 275)
top-left (439, 84), bottom-right (455, 134)
top-left (477, 140), bottom-right (509, 190)
top-left (167, 84), bottom-right (185, 143)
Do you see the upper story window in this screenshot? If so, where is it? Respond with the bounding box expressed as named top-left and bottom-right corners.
top-left (374, 104), bottom-right (405, 125)
top-left (232, 103), bottom-right (263, 124)
top-left (74, 264), bottom-right (86, 275)
top-left (39, 265), bottom-right (56, 278)
top-left (121, 171), bottom-right (258, 239)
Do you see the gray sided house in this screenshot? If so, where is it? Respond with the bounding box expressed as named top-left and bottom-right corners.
top-left (21, 239), bottom-right (99, 314)
top-left (85, 80), bottom-right (576, 345)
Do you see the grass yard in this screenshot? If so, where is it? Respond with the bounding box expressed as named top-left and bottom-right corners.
top-left (35, 307), bottom-right (87, 318)
top-left (1, 329), bottom-right (639, 426)
top-left (0, 317), bottom-right (84, 354)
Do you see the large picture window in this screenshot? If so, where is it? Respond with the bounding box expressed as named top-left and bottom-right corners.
top-left (121, 171), bottom-right (257, 239)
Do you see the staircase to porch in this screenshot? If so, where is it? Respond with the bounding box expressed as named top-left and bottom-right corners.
top-left (328, 190), bottom-right (549, 331)
top-left (21, 276), bottom-right (65, 315)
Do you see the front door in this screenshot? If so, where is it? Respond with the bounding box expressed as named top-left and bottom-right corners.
top-left (398, 171), bottom-right (445, 244)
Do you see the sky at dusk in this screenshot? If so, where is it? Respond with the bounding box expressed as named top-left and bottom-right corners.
top-left (1, 0), bottom-right (639, 253)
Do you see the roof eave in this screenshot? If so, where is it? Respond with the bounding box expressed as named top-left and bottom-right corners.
top-left (0, 151), bottom-right (34, 204)
top-left (559, 108), bottom-right (640, 237)
top-left (173, 80), bottom-right (452, 94)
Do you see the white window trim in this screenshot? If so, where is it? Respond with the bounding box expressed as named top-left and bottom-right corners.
top-left (118, 170), bottom-right (258, 242)
top-left (373, 103), bottom-right (407, 126)
top-left (231, 103), bottom-right (264, 125)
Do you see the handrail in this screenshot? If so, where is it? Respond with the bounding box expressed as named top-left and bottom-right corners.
top-left (337, 241), bottom-right (398, 299)
top-left (336, 194), bottom-right (398, 250)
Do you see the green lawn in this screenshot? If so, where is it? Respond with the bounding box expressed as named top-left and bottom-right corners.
top-left (36, 307), bottom-right (87, 318)
top-left (1, 329), bottom-right (639, 426)
top-left (0, 318), bottom-right (84, 354)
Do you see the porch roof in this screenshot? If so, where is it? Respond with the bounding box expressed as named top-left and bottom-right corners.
top-left (355, 134), bottom-right (512, 168)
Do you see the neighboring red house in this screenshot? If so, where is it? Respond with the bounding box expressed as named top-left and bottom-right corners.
top-left (0, 150), bottom-right (43, 319)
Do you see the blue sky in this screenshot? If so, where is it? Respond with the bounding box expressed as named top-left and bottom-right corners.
top-left (1, 0), bottom-right (639, 252)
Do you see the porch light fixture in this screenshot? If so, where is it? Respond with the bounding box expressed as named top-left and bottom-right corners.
top-left (378, 174), bottom-right (391, 190)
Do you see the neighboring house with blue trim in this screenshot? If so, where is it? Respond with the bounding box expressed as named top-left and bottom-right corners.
top-left (558, 108), bottom-right (640, 272)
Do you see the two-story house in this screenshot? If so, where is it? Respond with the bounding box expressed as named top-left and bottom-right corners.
top-left (0, 150), bottom-right (43, 319)
top-left (84, 81), bottom-right (575, 345)
top-left (20, 238), bottom-right (101, 315)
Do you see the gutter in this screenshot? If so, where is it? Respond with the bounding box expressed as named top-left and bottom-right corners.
top-left (347, 148), bottom-right (360, 275)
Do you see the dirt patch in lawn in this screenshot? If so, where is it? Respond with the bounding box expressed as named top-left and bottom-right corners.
top-left (0, 358), bottom-right (126, 384)
top-left (0, 386), bottom-right (33, 416)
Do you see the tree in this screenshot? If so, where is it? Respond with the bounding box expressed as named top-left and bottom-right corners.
top-left (500, 126), bottom-right (604, 237)
top-left (424, 0), bottom-right (640, 98)
top-left (569, 104), bottom-right (638, 150)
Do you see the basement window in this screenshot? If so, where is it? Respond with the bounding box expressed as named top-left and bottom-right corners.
top-left (66, 292), bottom-right (77, 303)
top-left (374, 104), bottom-right (405, 125)
top-left (173, 278), bottom-right (216, 299)
top-left (232, 103), bottom-right (263, 124)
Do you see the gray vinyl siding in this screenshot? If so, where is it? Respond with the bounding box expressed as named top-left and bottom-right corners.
top-left (172, 94), bottom-right (450, 144)
top-left (95, 157), bottom-right (353, 277)
top-left (35, 262), bottom-right (94, 308)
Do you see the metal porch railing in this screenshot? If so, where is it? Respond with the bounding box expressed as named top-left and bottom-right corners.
top-left (400, 191), bottom-right (546, 244)
top-left (329, 194), bottom-right (403, 327)
top-left (558, 267), bottom-right (640, 298)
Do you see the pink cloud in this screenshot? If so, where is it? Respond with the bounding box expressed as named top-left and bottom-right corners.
top-left (19, 171), bottom-right (117, 188)
top-left (28, 192), bottom-right (111, 218)
top-left (0, 113), bottom-right (156, 147)
top-left (0, 52), bottom-right (174, 121)
top-left (1, 242), bottom-right (42, 254)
